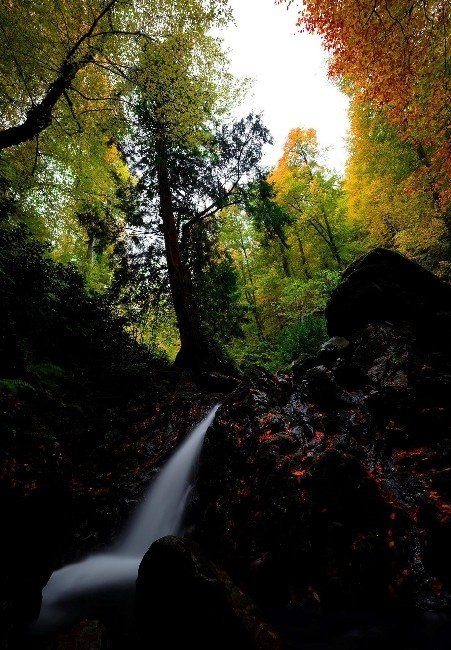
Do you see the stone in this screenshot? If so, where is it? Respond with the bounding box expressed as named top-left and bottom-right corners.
top-left (304, 365), bottom-right (337, 403)
top-left (326, 248), bottom-right (451, 349)
top-left (291, 354), bottom-right (317, 381)
top-left (319, 336), bottom-right (350, 357)
top-left (197, 371), bottom-right (241, 393)
top-left (0, 482), bottom-right (73, 646)
top-left (134, 536), bottom-right (283, 650)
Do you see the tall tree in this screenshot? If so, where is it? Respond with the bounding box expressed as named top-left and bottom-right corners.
top-left (129, 115), bottom-right (270, 369)
top-left (128, 21), bottom-right (269, 370)
top-left (269, 128), bottom-right (345, 267)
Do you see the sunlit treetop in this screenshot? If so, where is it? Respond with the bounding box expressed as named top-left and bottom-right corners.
top-left (269, 127), bottom-right (328, 203)
top-left (0, 0), bottom-right (231, 149)
top-left (0, 0), bottom-right (233, 221)
top-left (280, 0), bottom-right (451, 211)
top-left (136, 26), bottom-right (234, 147)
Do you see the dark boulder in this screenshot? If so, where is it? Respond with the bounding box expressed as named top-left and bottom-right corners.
top-left (304, 365), bottom-right (337, 403)
top-left (134, 535), bottom-right (283, 650)
top-left (326, 248), bottom-right (451, 347)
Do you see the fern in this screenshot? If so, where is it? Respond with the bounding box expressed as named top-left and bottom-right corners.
top-left (26, 363), bottom-right (66, 389)
top-left (27, 362), bottom-right (65, 378)
top-left (0, 378), bottom-right (35, 395)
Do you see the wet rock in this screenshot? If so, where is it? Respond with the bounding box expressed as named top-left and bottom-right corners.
top-left (197, 371), bottom-right (241, 393)
top-left (245, 365), bottom-right (293, 401)
top-left (352, 322), bottom-right (416, 394)
top-left (191, 250), bottom-right (451, 622)
top-left (326, 248), bottom-right (451, 348)
top-left (44, 620), bottom-right (112, 650)
top-left (304, 365), bottom-right (337, 403)
top-left (291, 354), bottom-right (317, 381)
top-left (134, 536), bottom-right (283, 650)
top-left (319, 336), bottom-right (350, 360)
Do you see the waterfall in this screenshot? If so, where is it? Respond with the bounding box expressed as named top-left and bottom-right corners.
top-left (116, 404), bottom-right (219, 556)
top-left (35, 404), bottom-right (220, 631)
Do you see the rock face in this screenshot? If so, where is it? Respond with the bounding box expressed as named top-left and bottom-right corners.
top-left (326, 247), bottom-right (451, 347)
top-left (190, 250), bottom-right (451, 646)
top-left (134, 536), bottom-right (283, 650)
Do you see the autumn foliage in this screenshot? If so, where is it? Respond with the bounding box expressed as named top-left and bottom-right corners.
top-left (282, 0), bottom-right (451, 224)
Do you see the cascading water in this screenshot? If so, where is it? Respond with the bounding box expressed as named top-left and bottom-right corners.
top-left (35, 404), bottom-right (220, 631)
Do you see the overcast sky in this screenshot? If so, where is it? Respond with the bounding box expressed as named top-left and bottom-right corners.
top-left (221, 0), bottom-right (349, 174)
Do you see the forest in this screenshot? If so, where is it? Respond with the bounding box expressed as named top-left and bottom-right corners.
top-left (0, 1), bottom-right (450, 649)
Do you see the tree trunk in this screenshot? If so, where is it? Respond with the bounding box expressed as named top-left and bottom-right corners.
top-left (307, 215), bottom-right (343, 268)
top-left (278, 240), bottom-right (291, 277)
top-left (321, 208), bottom-right (343, 267)
top-left (416, 140), bottom-right (451, 253)
top-left (155, 135), bottom-right (213, 371)
top-left (294, 230), bottom-right (312, 279)
top-left (238, 231), bottom-right (264, 340)
top-left (86, 234), bottom-right (95, 264)
top-left (300, 155), bottom-right (344, 268)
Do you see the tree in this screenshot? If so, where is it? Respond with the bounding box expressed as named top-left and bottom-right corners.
top-left (242, 179), bottom-right (294, 278)
top-left (0, 0), bottom-right (152, 153)
top-left (188, 219), bottom-right (247, 345)
top-left (269, 128), bottom-right (345, 267)
top-left (129, 113), bottom-right (270, 370)
top-left (220, 207), bottom-right (266, 342)
top-left (126, 14), bottom-right (270, 370)
top-left (129, 21), bottom-right (230, 371)
top-left (345, 96), bottom-right (447, 268)
top-left (0, 0), bottom-right (230, 149)
top-left (284, 0), bottom-right (451, 229)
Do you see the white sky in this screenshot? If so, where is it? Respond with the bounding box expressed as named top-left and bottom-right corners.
top-left (222, 0), bottom-right (350, 174)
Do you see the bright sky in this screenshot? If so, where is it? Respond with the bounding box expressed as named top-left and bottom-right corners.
top-left (222, 0), bottom-right (349, 174)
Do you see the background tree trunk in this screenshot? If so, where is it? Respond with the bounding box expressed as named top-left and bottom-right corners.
top-left (295, 230), bottom-right (312, 279)
top-left (278, 240), bottom-right (291, 277)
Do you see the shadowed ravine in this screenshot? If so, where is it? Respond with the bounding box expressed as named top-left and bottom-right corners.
top-left (34, 405), bottom-right (220, 633)
top-left (15, 250), bottom-right (451, 648)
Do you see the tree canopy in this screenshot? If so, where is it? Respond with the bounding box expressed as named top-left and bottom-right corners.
top-left (283, 0), bottom-right (451, 229)
top-left (0, 0), bottom-right (449, 375)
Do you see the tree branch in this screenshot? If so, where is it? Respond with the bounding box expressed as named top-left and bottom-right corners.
top-left (0, 0), bottom-right (118, 150)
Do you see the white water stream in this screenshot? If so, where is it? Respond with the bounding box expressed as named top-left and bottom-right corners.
top-left (35, 404), bottom-right (220, 631)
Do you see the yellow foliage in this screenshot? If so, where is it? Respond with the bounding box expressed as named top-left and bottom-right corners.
top-left (344, 95), bottom-right (447, 264)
